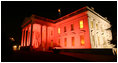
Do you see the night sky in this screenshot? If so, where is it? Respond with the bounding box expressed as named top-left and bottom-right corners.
top-left (1, 1), bottom-right (117, 53)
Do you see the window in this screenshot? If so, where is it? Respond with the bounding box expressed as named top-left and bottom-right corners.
top-left (91, 21), bottom-right (93, 28)
top-left (51, 40), bottom-right (53, 47)
top-left (80, 35), bottom-right (85, 45)
top-left (64, 38), bottom-right (67, 47)
top-left (92, 35), bottom-right (95, 46)
top-left (71, 24), bottom-right (74, 31)
top-left (101, 26), bottom-right (103, 32)
top-left (96, 24), bottom-right (98, 30)
top-left (98, 36), bottom-right (100, 46)
top-left (58, 28), bottom-right (60, 34)
top-left (64, 26), bottom-right (66, 32)
top-left (72, 37), bottom-right (75, 46)
top-left (80, 20), bottom-right (84, 29)
top-left (51, 31), bottom-right (53, 35)
top-left (58, 39), bottom-right (60, 46)
top-left (103, 37), bottom-right (106, 45)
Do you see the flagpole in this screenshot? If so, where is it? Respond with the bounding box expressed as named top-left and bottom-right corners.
top-left (58, 8), bottom-right (61, 17)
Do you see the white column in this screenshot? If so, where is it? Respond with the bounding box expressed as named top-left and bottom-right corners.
top-left (24, 30), bottom-right (26, 46)
top-left (30, 23), bottom-right (33, 47)
top-left (21, 30), bottom-right (24, 46)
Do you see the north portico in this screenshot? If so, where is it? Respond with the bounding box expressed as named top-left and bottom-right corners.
top-left (21, 6), bottom-right (115, 51)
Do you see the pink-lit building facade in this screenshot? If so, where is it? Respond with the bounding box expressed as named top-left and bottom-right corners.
top-left (21, 6), bottom-right (114, 51)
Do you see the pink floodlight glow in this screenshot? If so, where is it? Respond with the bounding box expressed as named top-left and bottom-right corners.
top-left (21, 6), bottom-right (114, 51)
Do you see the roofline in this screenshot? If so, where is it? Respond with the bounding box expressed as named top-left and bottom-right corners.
top-left (21, 19), bottom-right (31, 28)
top-left (22, 6), bottom-right (111, 27)
top-left (86, 6), bottom-right (110, 23)
top-left (55, 6), bottom-right (88, 22)
top-left (32, 14), bottom-right (55, 23)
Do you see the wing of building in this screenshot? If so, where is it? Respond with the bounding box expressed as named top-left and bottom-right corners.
top-left (21, 6), bottom-right (115, 51)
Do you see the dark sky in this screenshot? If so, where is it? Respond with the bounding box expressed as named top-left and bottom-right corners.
top-left (2, 1), bottom-right (117, 45)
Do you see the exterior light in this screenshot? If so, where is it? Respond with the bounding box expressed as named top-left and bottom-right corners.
top-left (18, 45), bottom-right (21, 50)
top-left (58, 8), bottom-right (61, 17)
top-left (58, 8), bottom-right (61, 13)
top-left (10, 37), bottom-right (15, 41)
top-left (13, 45), bottom-right (17, 51)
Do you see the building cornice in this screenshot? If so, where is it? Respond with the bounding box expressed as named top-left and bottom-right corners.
top-left (55, 6), bottom-right (88, 23)
top-left (21, 6), bottom-right (111, 27)
top-left (86, 6), bottom-right (110, 23)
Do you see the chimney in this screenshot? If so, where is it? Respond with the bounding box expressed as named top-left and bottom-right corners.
top-left (91, 7), bottom-right (94, 10)
top-left (105, 17), bottom-right (107, 19)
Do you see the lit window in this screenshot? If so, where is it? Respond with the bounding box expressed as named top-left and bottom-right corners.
top-left (80, 20), bottom-right (84, 29)
top-left (80, 35), bottom-right (85, 45)
top-left (71, 24), bottom-right (74, 31)
top-left (72, 37), bottom-right (75, 46)
top-left (58, 28), bottom-right (60, 34)
top-left (64, 26), bottom-right (66, 32)
top-left (64, 38), bottom-right (67, 47)
top-left (91, 21), bottom-right (93, 28)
